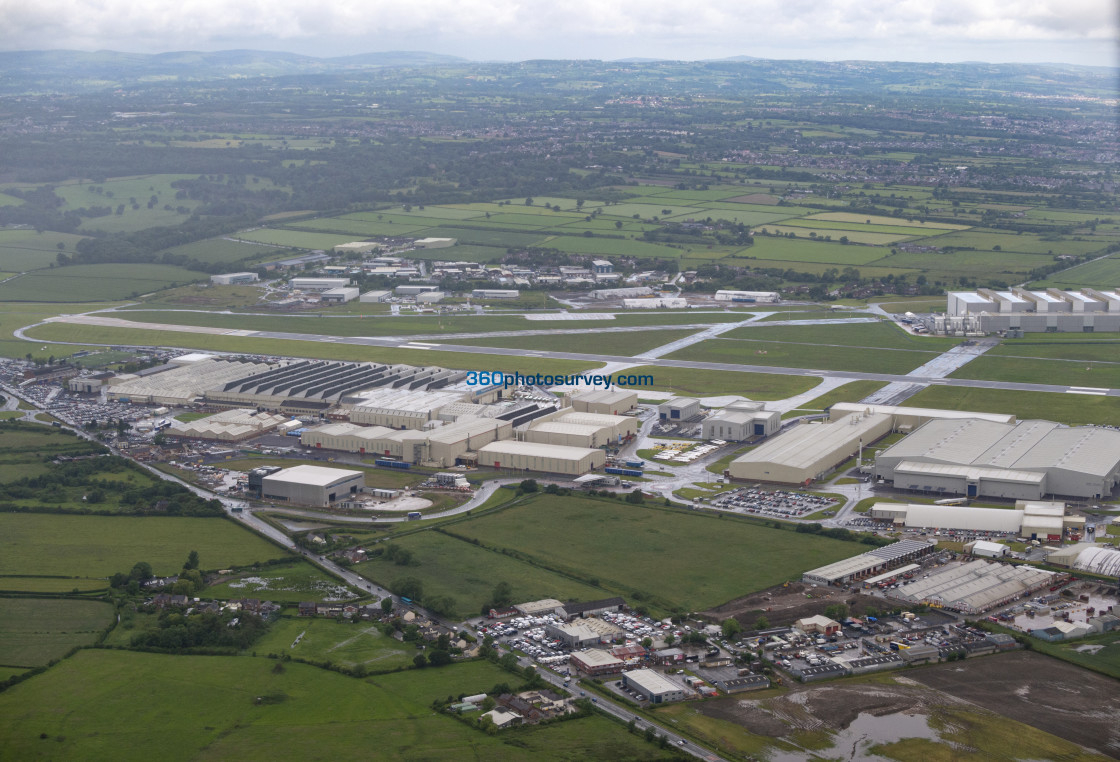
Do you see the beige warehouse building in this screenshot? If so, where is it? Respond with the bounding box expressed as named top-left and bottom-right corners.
top-left (729, 412), bottom-right (892, 484)
top-left (261, 465), bottom-right (364, 508)
top-left (570, 390), bottom-right (637, 416)
top-left (302, 418), bottom-right (510, 467)
top-left (525, 421), bottom-right (612, 449)
top-left (828, 402), bottom-right (1015, 432)
top-left (555, 412), bottom-right (638, 441)
top-left (477, 440), bottom-right (606, 475)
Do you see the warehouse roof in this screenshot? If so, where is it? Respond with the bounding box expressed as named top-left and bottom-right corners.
top-left (557, 412), bottom-right (632, 426)
top-left (571, 649), bottom-right (623, 668)
top-left (866, 539), bottom-right (936, 562)
top-left (529, 422), bottom-right (607, 436)
top-left (264, 465), bottom-right (363, 487)
top-left (894, 461), bottom-right (1045, 485)
top-left (901, 505), bottom-right (1024, 533)
top-left (478, 440), bottom-right (601, 460)
top-left (829, 402), bottom-right (1015, 425)
top-left (571, 389), bottom-right (636, 404)
top-left (803, 554), bottom-right (883, 582)
top-left (624, 668), bottom-right (682, 696)
top-left (732, 413), bottom-right (891, 471)
top-left (706, 410), bottom-right (768, 425)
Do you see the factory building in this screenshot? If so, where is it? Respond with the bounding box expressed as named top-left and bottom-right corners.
top-left (1048, 544), bottom-right (1120, 576)
top-left (570, 390), bottom-right (637, 416)
top-left (658, 397), bottom-right (700, 422)
top-left (299, 422), bottom-right (398, 453)
top-left (347, 388), bottom-right (472, 429)
top-left (302, 417), bottom-right (510, 467)
top-left (546, 622), bottom-right (601, 648)
top-left (395, 285), bottom-right (439, 296)
top-left (569, 649), bottom-right (624, 676)
top-left (714, 290), bottom-right (780, 303)
top-left (869, 500), bottom-right (1080, 540)
top-left (702, 406), bottom-right (781, 441)
top-left (412, 237), bottom-right (456, 249)
top-left (359, 290), bottom-right (391, 302)
top-left (589, 286), bottom-right (654, 300)
top-left (108, 358), bottom-right (272, 406)
top-left (525, 421), bottom-right (611, 449)
top-left (621, 669), bottom-right (688, 704)
top-left (477, 440), bottom-right (606, 475)
top-left (68, 371), bottom-right (115, 394)
top-left (874, 418), bottom-right (1120, 500)
top-left (828, 403), bottom-right (1015, 431)
top-left (320, 287), bottom-right (359, 304)
top-left (290, 277), bottom-right (350, 292)
top-left (168, 409), bottom-right (295, 442)
top-left (333, 241), bottom-right (382, 255)
top-left (260, 465), bottom-right (364, 508)
top-left (555, 412), bottom-right (637, 441)
top-left (802, 540), bottom-right (936, 586)
top-left (210, 272), bottom-right (259, 285)
top-left (941, 288), bottom-right (1120, 334)
top-left (591, 260), bottom-right (614, 274)
top-left (623, 298), bottom-right (687, 309)
top-left (729, 412), bottom-right (892, 484)
top-left (471, 289), bottom-right (520, 299)
top-left (894, 560), bottom-right (1057, 614)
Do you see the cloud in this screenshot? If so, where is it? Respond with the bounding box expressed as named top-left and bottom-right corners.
top-left (0, 0), bottom-right (1114, 63)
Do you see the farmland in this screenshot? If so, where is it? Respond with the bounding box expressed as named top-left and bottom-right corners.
top-left (0, 263), bottom-right (205, 302)
top-left (0, 650), bottom-right (672, 761)
top-left (0, 598), bottom-right (115, 667)
top-left (204, 561), bottom-right (359, 603)
top-left (252, 617), bottom-right (417, 671)
top-left (0, 514), bottom-right (289, 585)
top-left (438, 494), bottom-right (869, 614)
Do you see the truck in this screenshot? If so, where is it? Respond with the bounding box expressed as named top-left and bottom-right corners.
top-left (623, 459), bottom-right (645, 469)
top-left (375, 459), bottom-right (411, 470)
top-left (605, 467), bottom-right (643, 477)
top-left (407, 511), bottom-right (422, 520)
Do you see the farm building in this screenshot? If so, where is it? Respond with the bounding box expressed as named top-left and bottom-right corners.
top-left (569, 390), bottom-right (637, 416)
top-left (714, 290), bottom-right (779, 303)
top-left (320, 287), bottom-right (359, 304)
top-left (260, 465), bottom-right (364, 508)
top-left (359, 290), bottom-right (391, 302)
top-left (658, 397), bottom-right (700, 422)
top-left (476, 440), bottom-right (606, 475)
top-left (729, 412), bottom-right (892, 484)
top-left (290, 277), bottom-right (350, 292)
top-left (873, 418), bottom-right (1120, 500)
top-left (701, 408), bottom-right (780, 441)
top-left (569, 649), bottom-right (623, 676)
top-left (210, 272), bottom-right (258, 285)
top-left (621, 669), bottom-right (688, 704)
top-left (413, 237), bottom-right (456, 248)
top-left (943, 288), bottom-right (1120, 334)
top-left (334, 241), bottom-right (382, 255)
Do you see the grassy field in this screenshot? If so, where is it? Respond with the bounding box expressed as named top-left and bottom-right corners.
top-left (667, 336), bottom-right (939, 375)
top-left (0, 598), bottom-right (114, 668)
top-left (782, 380), bottom-right (888, 418)
top-left (0, 514), bottom-right (289, 584)
top-left (53, 174), bottom-right (204, 233)
top-left (24, 321), bottom-right (605, 376)
top-left (0, 650), bottom-right (672, 761)
top-left (154, 238), bottom-right (282, 266)
top-left (723, 321), bottom-right (960, 350)
top-left (253, 616), bottom-right (416, 670)
top-left (443, 494), bottom-right (869, 613)
top-left (904, 385), bottom-right (1120, 426)
top-left (952, 354), bottom-right (1120, 389)
top-left (0, 263), bottom-right (205, 302)
top-left (442, 329), bottom-right (698, 355)
top-left (204, 562), bottom-right (358, 603)
top-left (619, 364), bottom-right (819, 399)
top-left (0, 230), bottom-right (88, 272)
top-left (354, 526), bottom-right (607, 620)
top-left (989, 338), bottom-right (1120, 362)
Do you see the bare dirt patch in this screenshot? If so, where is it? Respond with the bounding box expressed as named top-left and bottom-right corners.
top-left (910, 651), bottom-right (1120, 758)
top-left (703, 582), bottom-right (885, 627)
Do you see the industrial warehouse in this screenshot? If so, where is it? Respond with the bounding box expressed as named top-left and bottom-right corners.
top-left (892, 560), bottom-right (1058, 614)
top-left (938, 287), bottom-right (1120, 334)
top-left (873, 418), bottom-right (1120, 500)
top-left (258, 465), bottom-right (365, 508)
top-left (867, 500), bottom-right (1085, 541)
top-left (802, 540), bottom-right (937, 586)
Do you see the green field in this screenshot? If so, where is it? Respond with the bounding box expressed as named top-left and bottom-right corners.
top-left (619, 364), bottom-right (819, 399)
top-left (989, 338), bottom-right (1120, 363)
top-left (354, 526), bottom-right (607, 619)
top-left (743, 236), bottom-right (892, 265)
top-left (440, 494), bottom-right (868, 613)
top-left (0, 263), bottom-right (205, 302)
top-left (23, 321), bottom-right (605, 376)
top-left (1040, 255), bottom-right (1120, 288)
top-left (204, 562), bottom-right (358, 603)
top-left (905, 385), bottom-right (1120, 426)
top-left (53, 175), bottom-right (205, 233)
top-left (443, 328), bottom-right (697, 355)
top-left (0, 650), bottom-right (671, 761)
top-left (953, 354), bottom-right (1120, 389)
top-left (233, 228), bottom-right (362, 250)
top-left (667, 336), bottom-right (938, 375)
top-left (0, 598), bottom-right (115, 667)
top-left (782, 380), bottom-right (888, 418)
top-left (154, 238), bottom-right (283, 266)
top-left (253, 617), bottom-right (416, 670)
top-left (0, 514), bottom-right (289, 585)
top-left (0, 229), bottom-right (88, 272)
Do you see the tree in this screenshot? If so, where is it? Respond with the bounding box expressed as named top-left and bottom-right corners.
top-left (755, 615), bottom-right (770, 630)
top-left (824, 603), bottom-right (849, 621)
top-left (518, 479), bottom-right (538, 493)
top-left (722, 618), bottom-right (742, 639)
top-left (428, 650), bottom-right (452, 667)
top-left (394, 577), bottom-right (424, 602)
top-left (381, 597), bottom-right (394, 614)
top-left (641, 637), bottom-right (653, 649)
top-left (413, 653), bottom-right (428, 669)
top-left (664, 633), bottom-right (676, 647)
top-left (184, 550), bottom-right (199, 570)
top-left (492, 581), bottom-right (513, 607)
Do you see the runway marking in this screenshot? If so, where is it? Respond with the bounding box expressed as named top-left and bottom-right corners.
top-left (400, 342), bottom-right (438, 349)
top-left (1066, 388), bottom-right (1108, 396)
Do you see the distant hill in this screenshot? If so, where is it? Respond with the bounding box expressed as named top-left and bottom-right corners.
top-left (0, 49), bottom-right (468, 92)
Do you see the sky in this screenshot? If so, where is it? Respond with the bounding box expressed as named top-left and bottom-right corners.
top-left (0, 0), bottom-right (1116, 67)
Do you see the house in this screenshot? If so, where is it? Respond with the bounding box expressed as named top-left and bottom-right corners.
top-left (298, 601), bottom-right (318, 617)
